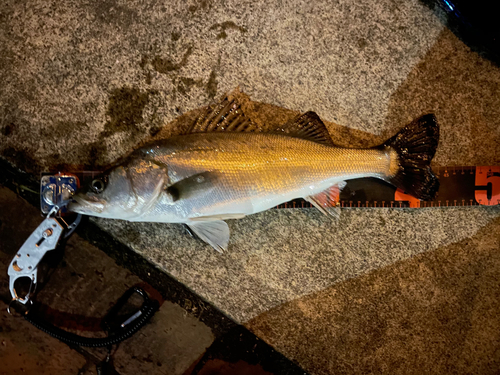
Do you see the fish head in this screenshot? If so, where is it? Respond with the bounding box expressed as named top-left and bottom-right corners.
top-left (69, 158), bottom-right (166, 219)
top-left (69, 165), bottom-right (136, 218)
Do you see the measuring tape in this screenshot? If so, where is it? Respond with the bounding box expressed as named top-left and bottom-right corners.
top-left (40, 167), bottom-right (500, 214)
top-left (276, 166), bottom-right (500, 209)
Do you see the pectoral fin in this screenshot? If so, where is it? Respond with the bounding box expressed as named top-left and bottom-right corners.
top-left (305, 181), bottom-right (346, 219)
top-left (187, 220), bottom-right (230, 252)
top-left (166, 172), bottom-right (219, 201)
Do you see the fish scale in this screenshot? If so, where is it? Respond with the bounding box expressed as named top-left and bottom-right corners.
top-left (148, 133), bottom-right (393, 185)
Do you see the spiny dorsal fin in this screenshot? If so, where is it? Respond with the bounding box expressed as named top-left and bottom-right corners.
top-left (184, 95), bottom-right (260, 134)
top-left (275, 111), bottom-right (335, 146)
top-left (304, 181), bottom-right (346, 219)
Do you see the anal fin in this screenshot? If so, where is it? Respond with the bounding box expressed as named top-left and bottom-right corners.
top-left (305, 181), bottom-right (346, 219)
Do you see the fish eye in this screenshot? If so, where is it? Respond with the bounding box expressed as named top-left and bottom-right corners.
top-left (91, 178), bottom-right (105, 194)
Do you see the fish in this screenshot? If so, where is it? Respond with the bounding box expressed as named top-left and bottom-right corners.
top-left (69, 94), bottom-right (440, 251)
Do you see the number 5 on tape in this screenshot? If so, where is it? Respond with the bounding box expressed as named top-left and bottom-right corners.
top-left (475, 166), bottom-right (500, 206)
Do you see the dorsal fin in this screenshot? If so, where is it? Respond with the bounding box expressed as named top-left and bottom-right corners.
top-left (275, 111), bottom-right (335, 146)
top-left (185, 93), bottom-right (335, 146)
top-left (184, 95), bottom-right (260, 134)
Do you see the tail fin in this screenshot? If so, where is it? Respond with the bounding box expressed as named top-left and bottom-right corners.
top-left (382, 114), bottom-right (440, 201)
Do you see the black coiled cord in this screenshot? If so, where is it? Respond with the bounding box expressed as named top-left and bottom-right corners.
top-left (24, 294), bottom-right (159, 347)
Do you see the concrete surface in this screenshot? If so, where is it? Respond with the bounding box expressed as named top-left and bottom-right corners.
top-left (248, 216), bottom-right (500, 375)
top-left (0, 298), bottom-right (87, 375)
top-left (1, 0), bottom-right (446, 173)
top-left (2, 0), bottom-right (500, 374)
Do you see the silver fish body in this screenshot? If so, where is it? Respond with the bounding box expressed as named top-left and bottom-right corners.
top-left (70, 96), bottom-right (440, 251)
top-left (109, 132), bottom-right (398, 222)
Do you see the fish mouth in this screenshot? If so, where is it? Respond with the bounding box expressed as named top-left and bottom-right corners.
top-left (68, 194), bottom-right (105, 214)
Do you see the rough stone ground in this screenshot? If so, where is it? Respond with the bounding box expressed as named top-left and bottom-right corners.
top-left (1, 0), bottom-right (500, 374)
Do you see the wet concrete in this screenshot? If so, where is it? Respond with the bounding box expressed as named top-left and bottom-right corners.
top-left (0, 0), bottom-right (446, 174)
